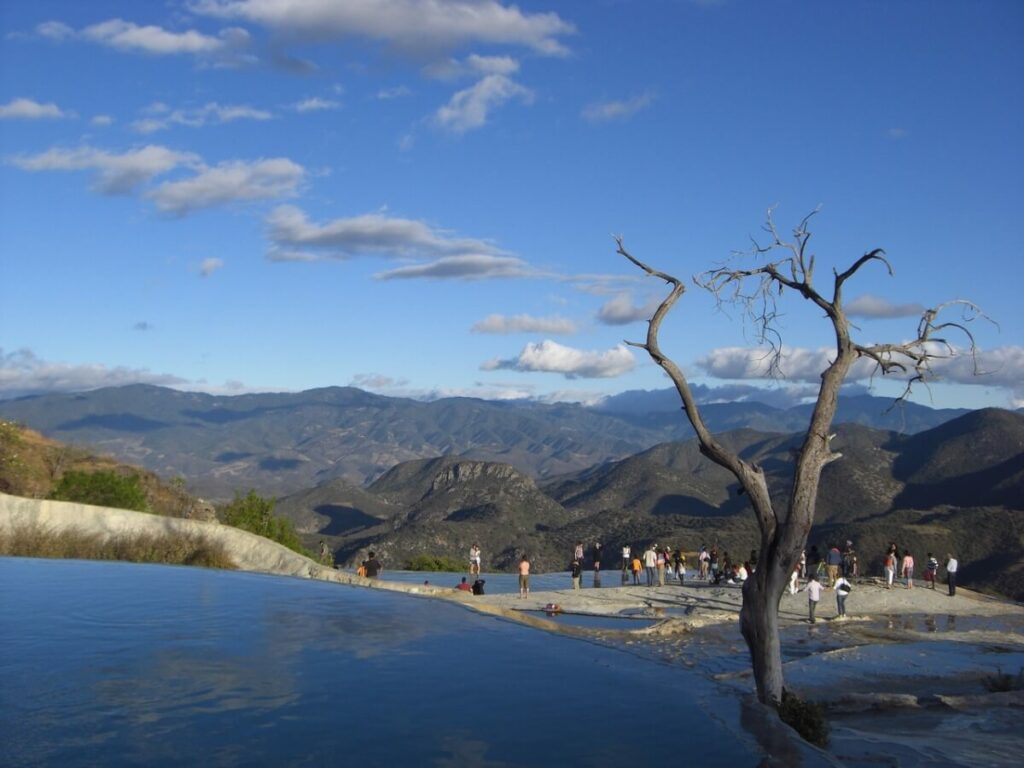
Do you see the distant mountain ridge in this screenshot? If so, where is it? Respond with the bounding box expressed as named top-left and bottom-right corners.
top-left (271, 409), bottom-right (1023, 601)
top-left (0, 384), bottom-right (974, 499)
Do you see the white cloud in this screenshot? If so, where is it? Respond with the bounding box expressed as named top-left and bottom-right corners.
top-left (131, 102), bottom-right (272, 133)
top-left (426, 53), bottom-right (520, 79)
top-left (199, 257), bottom-right (225, 276)
top-left (375, 254), bottom-right (538, 280)
top-left (9, 145), bottom-right (199, 194)
top-left (596, 292), bottom-right (660, 325)
top-left (482, 340), bottom-right (636, 379)
top-left (36, 21), bottom-right (75, 41)
top-left (582, 91), bottom-right (654, 123)
top-left (91, 115), bottom-right (115, 127)
top-left (378, 86), bottom-right (412, 100)
top-left (80, 18), bottom-right (249, 56)
top-left (266, 204), bottom-right (505, 262)
top-left (472, 313), bottom-right (577, 335)
top-left (192, 0), bottom-right (575, 56)
top-left (291, 97), bottom-right (341, 112)
top-left (695, 344), bottom-right (1024, 394)
top-left (887, 127), bottom-right (909, 139)
top-left (148, 158), bottom-right (305, 215)
top-left (434, 74), bottom-right (533, 133)
top-left (0, 348), bottom-right (188, 399)
top-left (846, 294), bottom-right (926, 319)
top-left (0, 98), bottom-right (66, 120)
top-left (349, 373), bottom-right (410, 390)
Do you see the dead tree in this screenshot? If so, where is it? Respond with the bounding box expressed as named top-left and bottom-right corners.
top-left (617, 208), bottom-right (986, 707)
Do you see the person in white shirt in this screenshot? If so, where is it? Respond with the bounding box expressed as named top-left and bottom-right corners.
top-left (803, 573), bottom-right (823, 623)
top-left (834, 575), bottom-right (852, 618)
top-left (621, 544), bottom-right (631, 572)
top-left (945, 553), bottom-right (959, 597)
top-left (643, 546), bottom-right (657, 587)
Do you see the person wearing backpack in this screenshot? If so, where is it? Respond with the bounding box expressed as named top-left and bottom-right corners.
top-left (834, 574), bottom-right (852, 618)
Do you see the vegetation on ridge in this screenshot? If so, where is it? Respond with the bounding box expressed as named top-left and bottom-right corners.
top-left (0, 523), bottom-right (235, 569)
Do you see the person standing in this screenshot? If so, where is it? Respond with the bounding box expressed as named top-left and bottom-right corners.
top-left (842, 541), bottom-right (858, 578)
top-left (945, 553), bottom-right (958, 596)
top-left (834, 574), bottom-right (852, 618)
top-left (621, 544), bottom-right (631, 572)
top-left (698, 546), bottom-right (710, 580)
top-left (673, 549), bottom-right (686, 585)
top-left (655, 547), bottom-right (666, 587)
top-left (902, 550), bottom-right (915, 589)
top-left (469, 544), bottom-right (481, 576)
top-left (883, 548), bottom-right (896, 589)
top-left (574, 541), bottom-right (584, 564)
top-left (643, 545), bottom-right (657, 587)
top-left (804, 573), bottom-right (822, 623)
top-left (789, 563), bottom-right (800, 595)
top-left (570, 559), bottom-right (582, 590)
top-left (362, 551), bottom-right (382, 579)
top-left (924, 553), bottom-right (939, 590)
top-left (592, 542), bottom-right (602, 573)
top-left (826, 543), bottom-right (842, 588)
top-left (518, 555), bottom-right (531, 599)
top-left (631, 553), bottom-right (642, 585)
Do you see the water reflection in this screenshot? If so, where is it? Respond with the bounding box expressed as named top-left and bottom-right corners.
top-left (1, 557), bottom-right (771, 767)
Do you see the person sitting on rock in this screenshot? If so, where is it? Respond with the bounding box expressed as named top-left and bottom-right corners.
top-left (456, 576), bottom-right (472, 592)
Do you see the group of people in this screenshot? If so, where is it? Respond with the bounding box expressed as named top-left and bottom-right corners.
top-left (882, 543), bottom-right (958, 595)
top-left (618, 543), bottom-right (688, 587)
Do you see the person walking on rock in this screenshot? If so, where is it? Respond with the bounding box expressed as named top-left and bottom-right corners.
top-left (883, 548), bottom-right (896, 589)
top-left (518, 555), bottom-right (531, 599)
top-left (570, 558), bottom-right (582, 590)
top-left (621, 544), bottom-right (631, 573)
top-left (834, 574), bottom-right (852, 618)
top-left (631, 553), bottom-right (642, 585)
top-left (945, 553), bottom-right (958, 596)
top-left (803, 573), bottom-right (822, 623)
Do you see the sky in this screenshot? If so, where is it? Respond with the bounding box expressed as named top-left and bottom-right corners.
top-left (1, 0), bottom-right (1022, 411)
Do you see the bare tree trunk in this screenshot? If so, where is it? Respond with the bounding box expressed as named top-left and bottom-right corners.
top-left (740, 565), bottom-right (785, 703)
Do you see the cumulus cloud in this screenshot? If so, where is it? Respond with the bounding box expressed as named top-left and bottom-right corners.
top-left (199, 257), bottom-right (225, 276)
top-left (191, 0), bottom-right (575, 57)
top-left (131, 102), bottom-right (272, 133)
top-left (148, 158), bottom-right (305, 215)
top-left (375, 254), bottom-right (538, 280)
top-left (0, 97), bottom-right (67, 120)
top-left (433, 73), bottom-right (532, 133)
top-left (80, 18), bottom-right (250, 56)
top-left (9, 144), bottom-right (199, 194)
top-left (35, 21), bottom-right (75, 41)
top-left (482, 340), bottom-right (636, 379)
top-left (471, 314), bottom-right (577, 335)
top-left (0, 348), bottom-right (188, 399)
top-left (845, 294), bottom-right (926, 319)
top-left (596, 292), bottom-right (660, 325)
top-left (91, 115), bottom-right (114, 127)
top-left (265, 204), bottom-right (505, 263)
top-left (582, 91), bottom-right (654, 123)
top-left (695, 344), bottom-right (1024, 396)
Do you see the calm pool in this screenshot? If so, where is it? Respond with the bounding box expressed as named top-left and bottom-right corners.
top-left (0, 557), bottom-right (768, 766)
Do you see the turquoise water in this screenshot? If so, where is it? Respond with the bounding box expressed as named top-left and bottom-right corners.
top-left (0, 557), bottom-right (769, 766)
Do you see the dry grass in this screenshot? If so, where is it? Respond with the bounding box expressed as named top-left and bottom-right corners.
top-left (0, 523), bottom-right (236, 570)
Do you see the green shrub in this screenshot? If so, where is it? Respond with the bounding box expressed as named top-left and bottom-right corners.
top-left (778, 689), bottom-right (830, 748)
top-left (219, 490), bottom-right (309, 557)
top-left (0, 523), bottom-right (235, 569)
top-left (406, 554), bottom-right (466, 572)
top-left (49, 469), bottom-right (148, 511)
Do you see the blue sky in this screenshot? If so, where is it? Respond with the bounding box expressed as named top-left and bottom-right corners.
top-left (1, 0), bottom-right (1021, 410)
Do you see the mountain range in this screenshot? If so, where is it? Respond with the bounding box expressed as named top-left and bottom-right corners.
top-left (2, 385), bottom-right (1020, 600)
top-left (0, 384), bottom-right (972, 499)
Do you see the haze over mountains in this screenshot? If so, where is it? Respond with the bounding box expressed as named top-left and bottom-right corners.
top-left (0, 384), bottom-right (971, 499)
